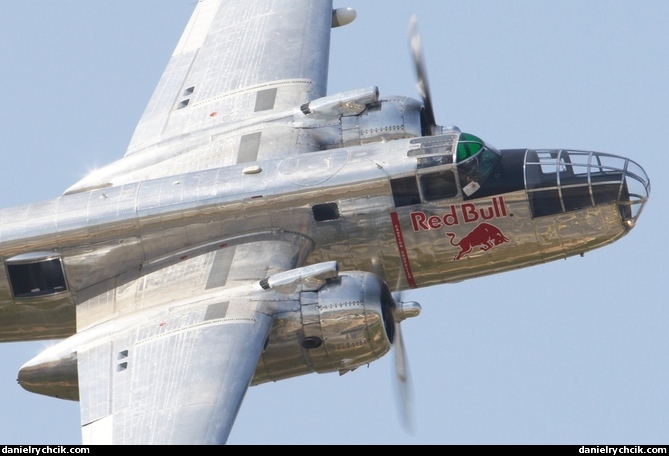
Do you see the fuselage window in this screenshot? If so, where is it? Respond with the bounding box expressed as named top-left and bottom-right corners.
top-left (312, 202), bottom-right (340, 221)
top-left (7, 258), bottom-right (68, 298)
top-left (420, 170), bottom-right (458, 201)
top-left (391, 176), bottom-right (421, 207)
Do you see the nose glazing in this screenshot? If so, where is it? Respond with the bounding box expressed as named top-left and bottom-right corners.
top-left (524, 149), bottom-right (650, 228)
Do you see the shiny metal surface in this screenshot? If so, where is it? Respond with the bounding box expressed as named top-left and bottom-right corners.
top-left (0, 0), bottom-right (651, 445)
top-left (254, 271), bottom-right (395, 383)
top-left (0, 134), bottom-right (650, 335)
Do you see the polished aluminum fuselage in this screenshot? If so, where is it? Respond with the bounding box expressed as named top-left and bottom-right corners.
top-left (0, 135), bottom-right (633, 342)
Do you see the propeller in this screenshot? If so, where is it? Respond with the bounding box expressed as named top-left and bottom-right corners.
top-left (379, 14), bottom-right (436, 433)
top-left (408, 15), bottom-right (439, 136)
top-left (391, 287), bottom-right (421, 433)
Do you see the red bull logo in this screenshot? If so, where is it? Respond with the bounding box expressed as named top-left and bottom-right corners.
top-left (410, 196), bottom-right (508, 231)
top-left (447, 222), bottom-right (510, 260)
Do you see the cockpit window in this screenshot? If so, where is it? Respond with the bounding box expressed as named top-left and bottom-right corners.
top-left (409, 132), bottom-right (459, 169)
top-left (420, 170), bottom-right (458, 201)
top-left (407, 132), bottom-right (503, 199)
top-left (456, 133), bottom-right (485, 162)
top-left (456, 133), bottom-right (502, 195)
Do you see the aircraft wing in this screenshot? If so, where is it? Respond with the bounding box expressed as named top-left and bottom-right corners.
top-left (127, 0), bottom-right (332, 155)
top-left (79, 299), bottom-right (275, 444)
top-left (65, 0), bottom-right (336, 193)
top-left (73, 234), bottom-right (313, 444)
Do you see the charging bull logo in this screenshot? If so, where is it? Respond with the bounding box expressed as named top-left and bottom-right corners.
top-left (446, 222), bottom-right (509, 260)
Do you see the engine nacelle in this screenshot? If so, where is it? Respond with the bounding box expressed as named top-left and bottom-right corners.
top-left (297, 87), bottom-right (424, 150)
top-left (351, 96), bottom-right (424, 146)
top-left (17, 269), bottom-right (400, 398)
top-left (252, 271), bottom-right (396, 384)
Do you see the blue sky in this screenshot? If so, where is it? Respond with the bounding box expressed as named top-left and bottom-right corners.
top-left (0, 1), bottom-right (666, 445)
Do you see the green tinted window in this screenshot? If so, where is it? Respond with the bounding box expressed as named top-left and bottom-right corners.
top-left (456, 133), bottom-right (484, 162)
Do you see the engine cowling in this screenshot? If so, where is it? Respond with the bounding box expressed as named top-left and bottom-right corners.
top-left (252, 271), bottom-right (397, 384)
top-left (297, 87), bottom-right (424, 150)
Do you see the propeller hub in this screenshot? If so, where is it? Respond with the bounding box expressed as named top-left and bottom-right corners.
top-left (393, 301), bottom-right (421, 323)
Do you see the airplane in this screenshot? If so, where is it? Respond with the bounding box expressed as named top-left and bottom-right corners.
top-left (0, 0), bottom-right (651, 445)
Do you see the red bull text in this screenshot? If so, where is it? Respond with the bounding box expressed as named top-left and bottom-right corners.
top-left (409, 196), bottom-right (508, 231)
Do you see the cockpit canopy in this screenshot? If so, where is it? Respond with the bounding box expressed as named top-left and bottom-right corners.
top-left (454, 133), bottom-right (502, 195)
top-left (408, 131), bottom-right (501, 197)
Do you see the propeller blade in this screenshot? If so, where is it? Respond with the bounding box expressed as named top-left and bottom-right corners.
top-left (391, 275), bottom-right (420, 433)
top-left (394, 320), bottom-right (414, 434)
top-left (408, 15), bottom-right (438, 135)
